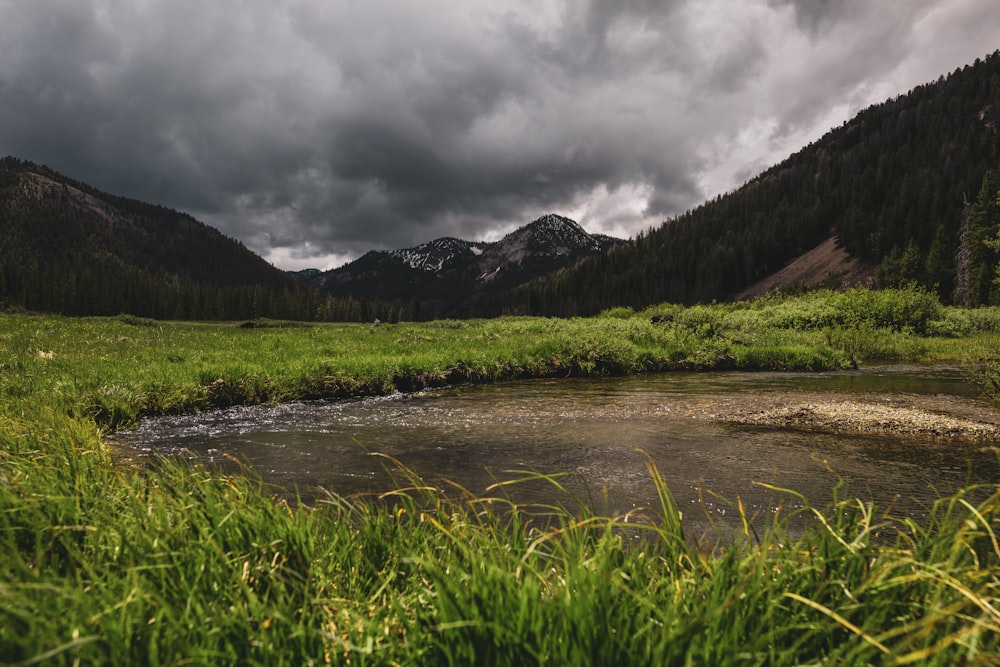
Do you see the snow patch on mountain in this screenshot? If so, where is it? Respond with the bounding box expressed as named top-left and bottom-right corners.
top-left (390, 237), bottom-right (492, 274)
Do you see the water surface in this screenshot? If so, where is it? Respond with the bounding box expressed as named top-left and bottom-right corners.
top-left (110, 365), bottom-right (1000, 533)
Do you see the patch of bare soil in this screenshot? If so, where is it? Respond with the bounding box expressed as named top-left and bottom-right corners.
top-left (735, 237), bottom-right (875, 300)
top-left (23, 171), bottom-right (118, 224)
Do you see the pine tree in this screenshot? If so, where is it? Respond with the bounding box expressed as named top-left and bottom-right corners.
top-left (966, 170), bottom-right (1000, 305)
top-left (985, 189), bottom-right (1000, 289)
top-left (956, 195), bottom-right (974, 307)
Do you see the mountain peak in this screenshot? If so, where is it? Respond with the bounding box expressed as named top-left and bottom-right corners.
top-left (529, 213), bottom-right (585, 232)
top-left (496, 214), bottom-right (605, 260)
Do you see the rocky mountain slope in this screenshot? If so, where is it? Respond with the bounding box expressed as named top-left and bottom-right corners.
top-left (733, 237), bottom-right (875, 300)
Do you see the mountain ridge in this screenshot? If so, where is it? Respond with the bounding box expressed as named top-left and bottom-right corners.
top-left (0, 156), bottom-right (321, 319)
top-left (296, 213), bottom-right (622, 317)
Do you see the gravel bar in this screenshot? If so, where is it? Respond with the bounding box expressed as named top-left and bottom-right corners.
top-left (727, 399), bottom-right (1000, 441)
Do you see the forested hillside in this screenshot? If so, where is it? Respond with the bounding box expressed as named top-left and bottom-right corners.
top-left (0, 158), bottom-right (401, 321)
top-left (469, 50), bottom-right (1000, 317)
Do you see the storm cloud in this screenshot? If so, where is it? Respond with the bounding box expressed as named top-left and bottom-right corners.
top-left (1, 0), bottom-right (997, 269)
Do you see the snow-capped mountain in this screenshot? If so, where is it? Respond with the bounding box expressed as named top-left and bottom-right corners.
top-left (473, 214), bottom-right (614, 283)
top-left (390, 237), bottom-right (491, 274)
top-left (499, 213), bottom-right (607, 258)
top-left (295, 214), bottom-right (621, 316)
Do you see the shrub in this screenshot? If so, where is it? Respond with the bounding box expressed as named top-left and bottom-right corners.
top-left (598, 306), bottom-right (635, 319)
top-left (832, 285), bottom-right (941, 334)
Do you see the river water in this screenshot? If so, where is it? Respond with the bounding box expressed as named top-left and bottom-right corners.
top-left (110, 365), bottom-right (1000, 534)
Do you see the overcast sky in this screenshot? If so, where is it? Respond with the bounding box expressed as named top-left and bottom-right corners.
top-left (1, 1), bottom-right (998, 270)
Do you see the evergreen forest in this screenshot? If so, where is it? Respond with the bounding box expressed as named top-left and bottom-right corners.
top-left (0, 158), bottom-right (404, 322)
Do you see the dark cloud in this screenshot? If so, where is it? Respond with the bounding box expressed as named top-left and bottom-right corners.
top-left (0, 0), bottom-right (997, 269)
top-left (768, 0), bottom-right (847, 35)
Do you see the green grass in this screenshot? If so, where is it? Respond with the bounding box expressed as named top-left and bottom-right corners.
top-left (1, 287), bottom-right (999, 664)
top-left (4, 311), bottom-right (859, 430)
top-left (2, 416), bottom-right (998, 665)
top-left (5, 286), bottom-right (998, 432)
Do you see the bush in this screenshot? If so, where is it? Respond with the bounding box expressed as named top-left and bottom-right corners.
top-left (597, 306), bottom-right (634, 319)
top-left (823, 324), bottom-right (928, 361)
top-left (832, 285), bottom-right (941, 334)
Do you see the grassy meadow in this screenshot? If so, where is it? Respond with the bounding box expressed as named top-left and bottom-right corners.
top-left (2, 286), bottom-right (1000, 664)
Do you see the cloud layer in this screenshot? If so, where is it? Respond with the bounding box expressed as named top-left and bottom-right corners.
top-left (1, 0), bottom-right (997, 269)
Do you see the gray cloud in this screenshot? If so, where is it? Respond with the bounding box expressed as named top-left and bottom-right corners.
top-left (1, 0), bottom-right (997, 269)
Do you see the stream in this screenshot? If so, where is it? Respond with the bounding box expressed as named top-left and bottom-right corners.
top-left (109, 365), bottom-right (1000, 534)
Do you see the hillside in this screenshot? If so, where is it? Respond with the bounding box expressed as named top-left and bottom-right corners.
top-left (473, 50), bottom-right (1000, 317)
top-left (0, 157), bottom-right (320, 320)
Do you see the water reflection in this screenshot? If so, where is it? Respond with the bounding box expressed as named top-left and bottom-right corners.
top-left (109, 366), bottom-right (1000, 534)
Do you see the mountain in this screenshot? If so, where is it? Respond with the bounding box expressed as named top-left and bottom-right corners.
top-left (475, 214), bottom-right (619, 282)
top-left (298, 214), bottom-right (622, 318)
top-left (306, 236), bottom-right (491, 304)
top-left (0, 156), bottom-right (616, 322)
top-left (469, 50), bottom-right (1000, 317)
top-left (0, 157), bottom-right (321, 320)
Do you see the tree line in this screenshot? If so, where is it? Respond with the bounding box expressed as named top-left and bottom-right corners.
top-left (0, 157), bottom-right (404, 322)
